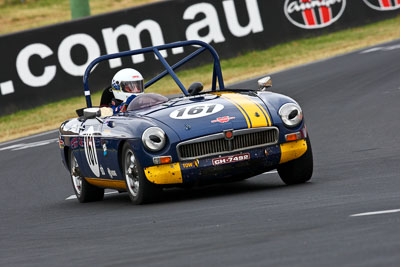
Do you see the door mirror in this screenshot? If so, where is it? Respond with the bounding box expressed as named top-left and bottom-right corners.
top-left (258, 76), bottom-right (272, 90)
top-left (83, 107), bottom-right (101, 119)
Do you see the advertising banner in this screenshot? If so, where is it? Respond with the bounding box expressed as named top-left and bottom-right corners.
top-left (0, 0), bottom-right (399, 115)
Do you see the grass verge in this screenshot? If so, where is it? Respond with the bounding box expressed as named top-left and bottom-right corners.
top-left (0, 0), bottom-right (160, 35)
top-left (0, 15), bottom-right (400, 143)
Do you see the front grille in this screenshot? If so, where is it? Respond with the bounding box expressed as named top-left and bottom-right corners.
top-left (177, 127), bottom-right (279, 160)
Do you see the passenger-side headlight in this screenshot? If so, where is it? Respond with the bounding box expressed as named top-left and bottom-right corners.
top-left (278, 103), bottom-right (303, 128)
top-left (142, 127), bottom-right (166, 152)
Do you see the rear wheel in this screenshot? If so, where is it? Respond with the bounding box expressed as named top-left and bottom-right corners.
top-left (69, 150), bottom-right (104, 202)
top-left (277, 137), bottom-right (313, 185)
top-left (122, 143), bottom-right (161, 204)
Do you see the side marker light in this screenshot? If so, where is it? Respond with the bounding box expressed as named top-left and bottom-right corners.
top-left (153, 156), bottom-right (172, 165)
top-left (285, 132), bottom-right (302, 142)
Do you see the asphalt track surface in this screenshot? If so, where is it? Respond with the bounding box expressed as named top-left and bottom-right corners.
top-left (1, 39), bottom-right (400, 266)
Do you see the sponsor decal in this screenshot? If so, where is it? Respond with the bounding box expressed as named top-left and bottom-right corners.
top-left (59, 138), bottom-right (65, 149)
top-left (212, 153), bottom-right (250, 166)
top-left (107, 168), bottom-right (117, 179)
top-left (182, 160), bottom-right (198, 168)
top-left (100, 165), bottom-right (106, 176)
top-left (71, 138), bottom-right (79, 149)
top-left (362, 0), bottom-right (400, 11)
top-left (182, 162), bottom-right (194, 168)
top-left (170, 104), bottom-right (224, 119)
top-left (83, 126), bottom-right (100, 177)
top-left (284, 0), bottom-right (346, 29)
top-left (102, 143), bottom-right (108, 156)
top-left (211, 116), bottom-right (235, 123)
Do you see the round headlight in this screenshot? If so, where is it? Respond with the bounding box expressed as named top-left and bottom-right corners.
top-left (142, 127), bottom-right (166, 152)
top-left (278, 103), bottom-right (303, 128)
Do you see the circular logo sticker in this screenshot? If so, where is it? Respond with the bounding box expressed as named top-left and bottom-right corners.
top-left (169, 104), bottom-right (224, 119)
top-left (284, 0), bottom-right (346, 29)
top-left (363, 0), bottom-right (400, 11)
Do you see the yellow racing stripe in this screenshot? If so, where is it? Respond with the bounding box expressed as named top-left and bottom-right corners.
top-left (247, 97), bottom-right (272, 126)
top-left (85, 178), bottom-right (127, 190)
top-left (220, 93), bottom-right (270, 128)
top-left (222, 95), bottom-right (251, 127)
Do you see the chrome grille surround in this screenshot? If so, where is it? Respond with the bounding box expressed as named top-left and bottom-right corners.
top-left (177, 127), bottom-right (279, 161)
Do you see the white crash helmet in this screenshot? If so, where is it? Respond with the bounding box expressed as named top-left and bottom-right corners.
top-left (111, 68), bottom-right (144, 101)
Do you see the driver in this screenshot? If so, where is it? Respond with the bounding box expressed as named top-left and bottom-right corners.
top-left (111, 68), bottom-right (144, 114)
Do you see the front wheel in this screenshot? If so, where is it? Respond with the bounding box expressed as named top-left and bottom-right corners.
top-left (122, 143), bottom-right (161, 204)
top-left (69, 150), bottom-right (104, 202)
top-left (277, 137), bottom-right (313, 185)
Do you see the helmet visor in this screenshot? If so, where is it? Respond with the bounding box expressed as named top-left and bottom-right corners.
top-left (120, 80), bottom-right (144, 93)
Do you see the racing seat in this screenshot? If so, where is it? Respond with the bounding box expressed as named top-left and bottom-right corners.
top-left (100, 86), bottom-right (121, 107)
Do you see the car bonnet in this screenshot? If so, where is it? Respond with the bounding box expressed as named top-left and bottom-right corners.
top-left (134, 92), bottom-right (274, 141)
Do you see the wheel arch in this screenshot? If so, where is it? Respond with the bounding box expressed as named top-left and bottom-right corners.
top-left (64, 146), bottom-right (71, 169)
top-left (118, 140), bottom-right (128, 172)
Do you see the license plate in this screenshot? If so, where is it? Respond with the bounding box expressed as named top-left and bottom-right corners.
top-left (212, 153), bottom-right (250, 166)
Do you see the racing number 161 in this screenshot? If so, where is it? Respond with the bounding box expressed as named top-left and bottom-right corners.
top-left (175, 105), bottom-right (216, 117)
top-left (170, 103), bottom-right (224, 119)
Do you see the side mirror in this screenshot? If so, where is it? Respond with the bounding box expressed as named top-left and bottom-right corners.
top-left (83, 107), bottom-right (101, 119)
top-left (258, 76), bottom-right (272, 91)
top-left (188, 82), bottom-right (204, 96)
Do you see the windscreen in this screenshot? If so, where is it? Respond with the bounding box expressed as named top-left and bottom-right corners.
top-left (127, 93), bottom-right (168, 111)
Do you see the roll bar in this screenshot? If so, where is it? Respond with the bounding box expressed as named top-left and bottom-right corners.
top-left (83, 40), bottom-right (225, 108)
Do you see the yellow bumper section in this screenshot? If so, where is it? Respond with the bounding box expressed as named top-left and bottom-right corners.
top-left (144, 163), bottom-right (183, 185)
top-left (280, 139), bottom-right (308, 164)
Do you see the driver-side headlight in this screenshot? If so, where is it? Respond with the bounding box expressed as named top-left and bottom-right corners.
top-left (142, 127), bottom-right (166, 152)
top-left (278, 103), bottom-right (303, 128)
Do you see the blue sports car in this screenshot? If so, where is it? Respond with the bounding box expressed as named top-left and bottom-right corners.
top-left (59, 40), bottom-right (313, 204)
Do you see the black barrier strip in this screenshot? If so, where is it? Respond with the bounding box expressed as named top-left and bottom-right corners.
top-left (83, 40), bottom-right (224, 108)
top-left (144, 46), bottom-right (207, 89)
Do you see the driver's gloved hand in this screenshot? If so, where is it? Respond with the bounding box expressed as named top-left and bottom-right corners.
top-left (120, 103), bottom-right (128, 112)
top-left (111, 98), bottom-right (123, 107)
top-left (111, 98), bottom-right (117, 106)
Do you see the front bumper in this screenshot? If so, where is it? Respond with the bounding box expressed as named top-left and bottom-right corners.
top-left (144, 139), bottom-right (308, 185)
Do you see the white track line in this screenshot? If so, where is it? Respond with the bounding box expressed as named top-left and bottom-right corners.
top-left (228, 39), bottom-right (400, 88)
top-left (350, 209), bottom-right (400, 217)
top-left (66, 191), bottom-right (119, 200)
top-left (263, 170), bottom-right (278, 174)
top-left (0, 129), bottom-right (58, 147)
top-left (0, 138), bottom-right (59, 151)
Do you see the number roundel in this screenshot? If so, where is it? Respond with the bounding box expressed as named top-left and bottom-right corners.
top-left (83, 126), bottom-right (100, 177)
top-left (169, 104), bottom-right (224, 119)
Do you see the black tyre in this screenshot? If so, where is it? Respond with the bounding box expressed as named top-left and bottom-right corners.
top-left (69, 150), bottom-right (104, 202)
top-left (277, 137), bottom-right (313, 185)
top-left (122, 143), bottom-right (161, 204)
